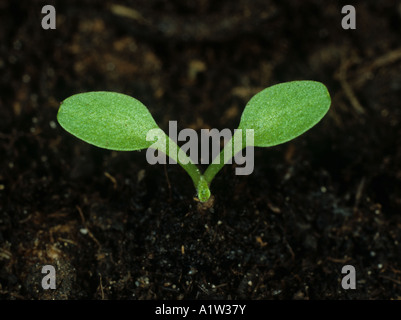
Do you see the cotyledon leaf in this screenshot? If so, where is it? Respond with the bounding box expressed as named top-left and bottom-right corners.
top-left (57, 91), bottom-right (163, 151)
top-left (238, 81), bottom-right (331, 147)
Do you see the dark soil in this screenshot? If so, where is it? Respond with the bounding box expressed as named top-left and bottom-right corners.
top-left (1, 0), bottom-right (401, 300)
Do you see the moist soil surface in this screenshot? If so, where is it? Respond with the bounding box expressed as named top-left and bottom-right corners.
top-left (1, 0), bottom-right (401, 300)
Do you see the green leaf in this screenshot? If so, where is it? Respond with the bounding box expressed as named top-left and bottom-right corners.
top-left (238, 81), bottom-right (331, 147)
top-left (57, 91), bottom-right (161, 151)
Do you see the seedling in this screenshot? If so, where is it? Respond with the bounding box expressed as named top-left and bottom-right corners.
top-left (57, 80), bottom-right (331, 202)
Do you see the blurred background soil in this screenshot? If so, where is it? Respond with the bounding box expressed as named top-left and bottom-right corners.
top-left (1, 0), bottom-right (401, 299)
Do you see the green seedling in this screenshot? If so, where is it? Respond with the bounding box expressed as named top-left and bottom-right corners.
top-left (57, 80), bottom-right (331, 203)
